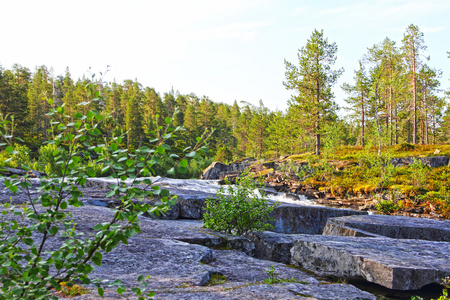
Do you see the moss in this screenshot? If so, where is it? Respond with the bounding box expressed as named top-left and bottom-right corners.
top-left (206, 273), bottom-right (227, 286)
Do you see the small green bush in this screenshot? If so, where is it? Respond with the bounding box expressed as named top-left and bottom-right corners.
top-left (36, 143), bottom-right (65, 176)
top-left (375, 199), bottom-right (399, 214)
top-left (202, 175), bottom-right (277, 235)
top-left (0, 144), bottom-right (31, 168)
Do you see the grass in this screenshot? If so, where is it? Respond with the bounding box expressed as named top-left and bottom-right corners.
top-left (280, 144), bottom-right (450, 218)
top-left (55, 282), bottom-right (90, 298)
top-left (287, 144), bottom-right (450, 163)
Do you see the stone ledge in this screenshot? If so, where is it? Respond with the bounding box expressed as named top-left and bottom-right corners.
top-left (290, 235), bottom-right (450, 290)
top-left (323, 215), bottom-right (450, 241)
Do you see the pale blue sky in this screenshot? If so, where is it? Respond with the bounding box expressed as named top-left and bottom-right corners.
top-left (2, 0), bottom-right (450, 112)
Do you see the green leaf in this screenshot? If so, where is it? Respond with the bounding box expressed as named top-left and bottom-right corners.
top-left (91, 252), bottom-right (103, 266)
top-left (179, 158), bottom-right (188, 168)
top-left (87, 110), bottom-right (96, 120)
top-left (164, 117), bottom-right (172, 124)
top-left (106, 190), bottom-right (115, 197)
top-left (93, 224), bottom-right (103, 230)
top-left (98, 287), bottom-right (104, 297)
top-left (126, 159), bottom-right (134, 167)
top-left (10, 185), bottom-right (18, 194)
top-left (111, 143), bottom-right (118, 151)
top-left (186, 151), bottom-right (196, 158)
top-left (167, 167), bottom-right (175, 176)
top-left (178, 166), bottom-right (187, 174)
top-left (5, 146), bottom-right (13, 154)
top-left (156, 145), bottom-right (165, 154)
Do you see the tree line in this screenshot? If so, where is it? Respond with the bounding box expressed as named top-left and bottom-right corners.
top-left (1, 24), bottom-right (450, 161)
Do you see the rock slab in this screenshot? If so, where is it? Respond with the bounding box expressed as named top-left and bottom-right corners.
top-left (290, 234), bottom-right (450, 290)
top-left (323, 214), bottom-right (450, 242)
top-left (269, 204), bottom-right (368, 234)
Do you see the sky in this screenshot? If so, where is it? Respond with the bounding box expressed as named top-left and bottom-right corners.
top-left (2, 0), bottom-right (450, 112)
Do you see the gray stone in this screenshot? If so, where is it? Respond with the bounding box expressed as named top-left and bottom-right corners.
top-left (323, 214), bottom-right (450, 242)
top-left (209, 249), bottom-right (319, 284)
top-left (390, 156), bottom-right (449, 168)
top-left (200, 162), bottom-right (229, 179)
top-left (323, 220), bottom-right (383, 238)
top-left (283, 282), bottom-right (377, 300)
top-left (290, 234), bottom-right (450, 290)
top-left (269, 204), bottom-right (368, 234)
top-left (248, 231), bottom-right (304, 264)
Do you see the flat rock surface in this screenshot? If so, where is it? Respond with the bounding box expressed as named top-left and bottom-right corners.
top-left (290, 234), bottom-right (450, 290)
top-left (269, 204), bottom-right (367, 234)
top-left (2, 202), bottom-right (377, 299)
top-left (323, 214), bottom-right (450, 241)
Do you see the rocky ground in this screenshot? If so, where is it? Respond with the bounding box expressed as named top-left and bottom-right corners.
top-left (1, 174), bottom-right (450, 299)
top-left (201, 157), bottom-right (450, 220)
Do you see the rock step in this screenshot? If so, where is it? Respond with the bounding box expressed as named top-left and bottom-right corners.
top-left (290, 234), bottom-right (450, 290)
top-left (269, 204), bottom-right (367, 234)
top-left (248, 231), bottom-right (305, 264)
top-left (323, 214), bottom-right (450, 242)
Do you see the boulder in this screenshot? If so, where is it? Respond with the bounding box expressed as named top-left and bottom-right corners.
top-left (269, 203), bottom-right (368, 234)
top-left (200, 162), bottom-right (229, 179)
top-left (323, 215), bottom-right (450, 242)
top-left (390, 156), bottom-right (449, 168)
top-left (290, 235), bottom-right (450, 290)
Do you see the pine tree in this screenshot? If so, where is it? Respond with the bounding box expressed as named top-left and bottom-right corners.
top-left (342, 61), bottom-right (371, 146)
top-left (27, 66), bottom-right (52, 142)
top-left (402, 24), bottom-right (427, 144)
top-left (122, 80), bottom-right (144, 148)
top-left (284, 29), bottom-right (343, 155)
top-left (247, 100), bottom-right (269, 158)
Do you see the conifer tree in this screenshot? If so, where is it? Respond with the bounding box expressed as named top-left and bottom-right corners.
top-left (284, 29), bottom-right (343, 155)
top-left (27, 66), bottom-right (52, 142)
top-left (402, 24), bottom-right (427, 144)
top-left (247, 100), bottom-right (269, 158)
top-left (342, 61), bottom-right (371, 146)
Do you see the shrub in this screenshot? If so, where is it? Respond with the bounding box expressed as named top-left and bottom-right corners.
top-left (375, 199), bottom-right (399, 214)
top-left (202, 175), bottom-right (277, 235)
top-left (36, 143), bottom-right (65, 176)
top-left (0, 144), bottom-right (31, 169)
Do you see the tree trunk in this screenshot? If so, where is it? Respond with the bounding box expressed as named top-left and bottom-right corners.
top-left (389, 87), bottom-right (393, 145)
top-left (361, 90), bottom-right (365, 147)
top-left (412, 47), bottom-right (417, 144)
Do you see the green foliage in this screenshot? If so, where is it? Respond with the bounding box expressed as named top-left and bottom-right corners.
top-left (409, 159), bottom-right (428, 188)
top-left (206, 273), bottom-right (227, 286)
top-left (203, 176), bottom-right (277, 236)
top-left (36, 143), bottom-right (64, 176)
top-left (264, 265), bottom-right (279, 284)
top-left (375, 199), bottom-right (399, 214)
top-left (395, 142), bottom-right (415, 152)
top-left (0, 144), bottom-right (31, 169)
top-left (0, 81), bottom-right (208, 299)
top-left (214, 146), bottom-right (233, 163)
top-left (263, 265), bottom-right (307, 285)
